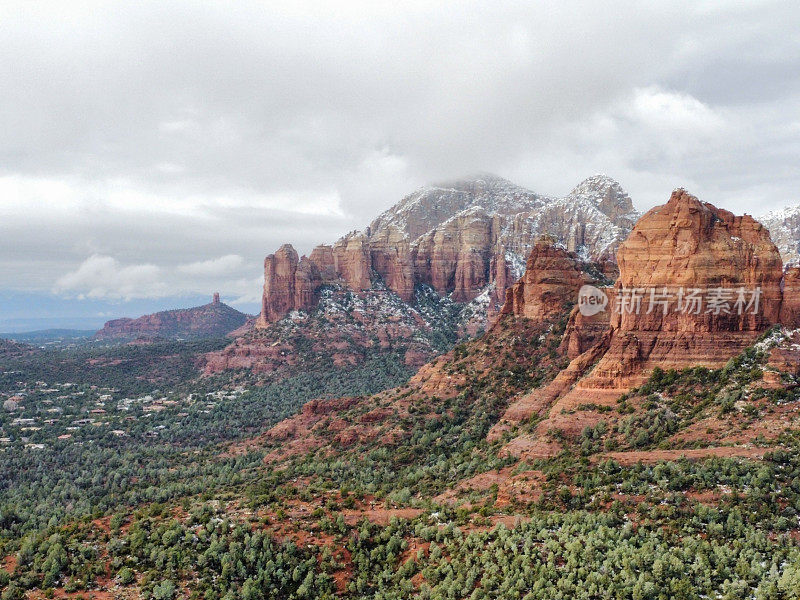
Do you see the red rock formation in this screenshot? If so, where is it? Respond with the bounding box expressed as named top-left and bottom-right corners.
top-left (499, 237), bottom-right (593, 322)
top-left (558, 299), bottom-right (614, 360)
top-left (367, 227), bottom-right (416, 302)
top-left (245, 187), bottom-right (800, 469)
top-left (293, 257), bottom-right (322, 310)
top-left (309, 245), bottom-right (337, 280)
top-left (494, 189), bottom-right (787, 458)
top-left (94, 298), bottom-right (248, 341)
top-left (413, 210), bottom-right (496, 301)
top-left (259, 244), bottom-right (301, 325)
top-left (780, 266), bottom-right (800, 328)
top-left (256, 174), bottom-right (638, 326)
top-left (332, 234), bottom-right (372, 291)
top-left (485, 238), bottom-right (611, 443)
top-left (593, 189), bottom-right (783, 384)
top-left (257, 235), bottom-right (380, 327)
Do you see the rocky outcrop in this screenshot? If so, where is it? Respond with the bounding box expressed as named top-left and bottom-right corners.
top-left (495, 236), bottom-right (616, 359)
top-left (493, 189), bottom-right (788, 457)
top-left (259, 245), bottom-right (304, 325)
top-left (257, 174), bottom-right (639, 326)
top-left (95, 295), bottom-right (249, 341)
top-left (368, 227), bottom-right (416, 302)
top-left (558, 301), bottom-right (615, 360)
top-left (592, 189), bottom-right (783, 384)
top-left (413, 208), bottom-right (496, 301)
top-left (244, 186), bottom-right (800, 478)
top-left (780, 266), bottom-right (800, 328)
top-left (332, 234), bottom-right (372, 291)
top-left (499, 237), bottom-right (594, 322)
top-left (255, 234), bottom-right (375, 328)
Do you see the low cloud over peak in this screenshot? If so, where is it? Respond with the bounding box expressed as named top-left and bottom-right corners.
top-left (1, 1), bottom-right (799, 321)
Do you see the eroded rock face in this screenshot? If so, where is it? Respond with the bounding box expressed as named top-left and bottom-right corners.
top-left (499, 237), bottom-right (594, 322)
top-left (493, 189), bottom-right (789, 458)
top-left (332, 234), bottom-right (372, 291)
top-left (593, 189), bottom-right (783, 384)
top-left (367, 227), bottom-right (415, 302)
top-left (780, 266), bottom-right (800, 328)
top-left (413, 208), bottom-right (495, 301)
top-left (257, 174), bottom-right (638, 326)
top-left (258, 245), bottom-right (303, 326)
top-left (309, 245), bottom-right (337, 280)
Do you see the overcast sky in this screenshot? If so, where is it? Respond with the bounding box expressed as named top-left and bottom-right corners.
top-left (1, 0), bottom-right (799, 327)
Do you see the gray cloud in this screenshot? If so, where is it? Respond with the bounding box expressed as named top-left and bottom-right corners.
top-left (1, 0), bottom-right (799, 309)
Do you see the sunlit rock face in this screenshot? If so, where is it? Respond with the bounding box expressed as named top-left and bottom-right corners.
top-left (590, 189), bottom-right (783, 387)
top-left (492, 189), bottom-right (789, 457)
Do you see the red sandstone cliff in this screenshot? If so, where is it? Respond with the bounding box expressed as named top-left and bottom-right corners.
top-left (780, 266), bottom-right (800, 327)
top-left (260, 245), bottom-right (302, 324)
top-left (496, 236), bottom-right (614, 360)
top-left (491, 189), bottom-right (793, 456)
top-left (500, 236), bottom-right (595, 322)
top-left (256, 174), bottom-right (638, 327)
top-left (244, 187), bottom-right (800, 480)
top-left (592, 189), bottom-right (783, 384)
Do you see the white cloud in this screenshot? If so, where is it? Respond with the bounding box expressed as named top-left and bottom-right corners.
top-left (158, 119), bottom-right (199, 134)
top-left (1, 0), bottom-right (799, 318)
top-left (155, 162), bottom-right (185, 174)
top-left (177, 254), bottom-right (244, 276)
top-left (54, 253), bottom-right (261, 302)
top-left (627, 86), bottom-right (726, 134)
top-left (54, 255), bottom-right (166, 300)
top-left (228, 277), bottom-right (267, 305)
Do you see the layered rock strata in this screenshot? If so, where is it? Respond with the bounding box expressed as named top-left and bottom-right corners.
top-left (492, 189), bottom-right (790, 456)
top-left (257, 174), bottom-right (638, 327)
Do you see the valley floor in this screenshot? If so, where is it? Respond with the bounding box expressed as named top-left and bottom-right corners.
top-left (4, 319), bottom-right (800, 598)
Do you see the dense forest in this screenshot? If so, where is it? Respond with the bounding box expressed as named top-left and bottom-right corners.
top-left (0, 343), bottom-right (414, 567)
top-left (4, 323), bottom-right (800, 599)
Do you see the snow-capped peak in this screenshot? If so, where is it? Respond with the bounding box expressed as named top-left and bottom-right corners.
top-left (355, 172), bottom-right (638, 264)
top-left (760, 204), bottom-right (800, 223)
top-left (366, 173), bottom-right (550, 240)
top-left (568, 173), bottom-right (621, 196)
top-left (759, 203), bottom-right (800, 267)
top-left (567, 174), bottom-right (637, 222)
